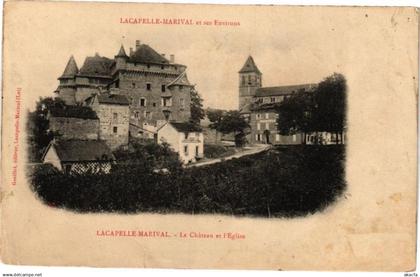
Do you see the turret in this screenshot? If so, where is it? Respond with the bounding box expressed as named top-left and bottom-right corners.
top-left (238, 56), bottom-right (262, 110)
top-left (115, 45), bottom-right (128, 70)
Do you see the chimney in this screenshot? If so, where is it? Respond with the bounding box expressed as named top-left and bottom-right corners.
top-left (135, 40), bottom-right (141, 50)
top-left (129, 47), bottom-right (133, 55)
top-left (170, 54), bottom-right (175, 63)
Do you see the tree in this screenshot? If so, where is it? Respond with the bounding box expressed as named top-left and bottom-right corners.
top-left (27, 97), bottom-right (66, 161)
top-left (276, 73), bottom-right (347, 144)
top-left (190, 88), bottom-right (205, 125)
top-left (276, 89), bottom-right (314, 144)
top-left (206, 108), bottom-right (225, 143)
top-left (218, 110), bottom-right (250, 147)
top-left (312, 73), bottom-right (346, 144)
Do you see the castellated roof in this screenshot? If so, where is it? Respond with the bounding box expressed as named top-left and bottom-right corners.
top-left (79, 54), bottom-right (114, 77)
top-left (129, 44), bottom-right (169, 64)
top-left (239, 56), bottom-right (261, 74)
top-left (60, 56), bottom-right (79, 79)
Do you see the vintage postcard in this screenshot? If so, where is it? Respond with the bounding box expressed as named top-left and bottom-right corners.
top-left (0, 1), bottom-right (418, 271)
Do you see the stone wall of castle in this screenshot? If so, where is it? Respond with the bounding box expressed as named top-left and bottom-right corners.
top-left (49, 116), bottom-right (99, 140)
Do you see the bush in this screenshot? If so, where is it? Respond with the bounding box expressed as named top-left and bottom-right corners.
top-left (203, 144), bottom-right (235, 159)
top-left (30, 145), bottom-right (346, 217)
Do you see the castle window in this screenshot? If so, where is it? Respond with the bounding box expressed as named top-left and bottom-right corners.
top-left (153, 102), bottom-right (157, 107)
top-left (184, 145), bottom-right (188, 155)
top-left (113, 113), bottom-right (118, 121)
top-left (248, 75), bottom-right (251, 85)
top-left (271, 97), bottom-right (276, 103)
top-left (146, 83), bottom-right (151, 90)
top-left (134, 111), bottom-right (139, 118)
top-left (140, 98), bottom-right (146, 107)
top-left (265, 122), bottom-right (270, 130)
top-left (276, 134), bottom-right (280, 141)
top-left (179, 85), bottom-right (183, 91)
top-left (257, 123), bottom-right (261, 131)
top-left (144, 111), bottom-right (151, 119)
top-left (132, 83), bottom-right (136, 88)
top-left (161, 85), bottom-right (166, 92)
top-left (180, 98), bottom-right (185, 109)
top-left (161, 65), bottom-right (165, 70)
top-left (113, 126), bottom-right (118, 133)
top-left (256, 134), bottom-right (261, 141)
top-left (265, 113), bottom-right (269, 119)
top-left (161, 97), bottom-right (172, 107)
top-left (147, 64), bottom-right (150, 69)
top-left (115, 80), bottom-right (119, 88)
top-left (256, 113), bottom-right (261, 119)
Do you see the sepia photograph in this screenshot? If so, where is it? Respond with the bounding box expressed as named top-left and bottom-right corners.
top-left (1, 0), bottom-right (417, 273)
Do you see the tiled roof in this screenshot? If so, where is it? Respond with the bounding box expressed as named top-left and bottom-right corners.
top-left (53, 140), bottom-right (114, 162)
top-left (170, 122), bottom-right (202, 132)
top-left (79, 54), bottom-right (114, 77)
top-left (255, 84), bottom-right (317, 97)
top-left (129, 44), bottom-right (169, 64)
top-left (60, 56), bottom-right (79, 79)
top-left (97, 94), bottom-right (130, 105)
top-left (49, 105), bottom-right (98, 119)
top-left (239, 56), bottom-right (261, 74)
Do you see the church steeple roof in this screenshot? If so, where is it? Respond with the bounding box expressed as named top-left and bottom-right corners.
top-left (60, 55), bottom-right (79, 79)
top-left (116, 45), bottom-right (128, 58)
top-left (239, 56), bottom-right (261, 74)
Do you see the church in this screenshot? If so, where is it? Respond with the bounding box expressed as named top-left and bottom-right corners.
top-left (238, 56), bottom-right (316, 145)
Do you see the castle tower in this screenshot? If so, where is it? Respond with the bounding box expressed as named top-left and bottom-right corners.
top-left (238, 56), bottom-right (262, 110)
top-left (115, 45), bottom-right (128, 70)
top-left (56, 55), bottom-right (79, 105)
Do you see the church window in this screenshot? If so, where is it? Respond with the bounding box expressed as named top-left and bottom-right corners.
top-left (146, 83), bottom-right (151, 90)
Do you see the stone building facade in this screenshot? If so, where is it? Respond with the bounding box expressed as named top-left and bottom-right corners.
top-left (48, 106), bottom-right (99, 141)
top-left (55, 40), bottom-right (193, 138)
top-left (86, 93), bottom-right (130, 150)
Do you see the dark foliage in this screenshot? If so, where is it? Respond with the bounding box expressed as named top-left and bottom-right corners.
top-left (27, 97), bottom-right (66, 162)
top-left (190, 88), bottom-right (205, 125)
top-left (31, 145), bottom-right (346, 218)
top-left (203, 144), bottom-right (235, 159)
top-left (276, 73), bottom-right (347, 143)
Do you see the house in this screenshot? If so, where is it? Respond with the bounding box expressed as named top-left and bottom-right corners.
top-left (238, 56), bottom-right (316, 145)
top-left (55, 40), bottom-right (194, 136)
top-left (42, 139), bottom-right (115, 174)
top-left (48, 105), bottom-right (99, 140)
top-left (157, 122), bottom-right (204, 164)
top-left (85, 92), bottom-right (130, 149)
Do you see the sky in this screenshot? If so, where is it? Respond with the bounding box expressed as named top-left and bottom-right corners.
top-left (3, 2), bottom-right (356, 111)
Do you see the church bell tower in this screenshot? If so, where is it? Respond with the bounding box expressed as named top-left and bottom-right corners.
top-left (238, 56), bottom-right (262, 111)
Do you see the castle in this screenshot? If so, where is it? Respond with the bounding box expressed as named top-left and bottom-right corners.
top-left (238, 56), bottom-right (317, 145)
top-left (55, 40), bottom-right (193, 142)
